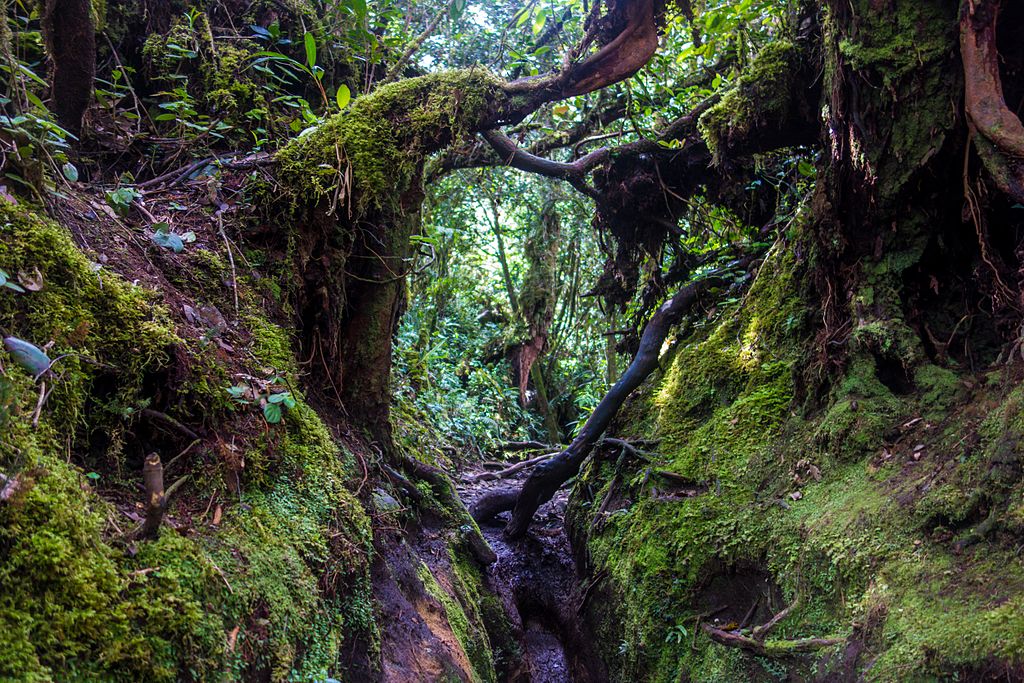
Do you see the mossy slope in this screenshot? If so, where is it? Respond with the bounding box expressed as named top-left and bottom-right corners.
top-left (568, 233), bottom-right (1024, 682)
top-left (0, 200), bottom-right (374, 681)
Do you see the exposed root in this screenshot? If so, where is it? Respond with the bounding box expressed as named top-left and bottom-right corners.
top-left (702, 600), bottom-right (843, 657)
top-left (961, 0), bottom-right (1024, 203)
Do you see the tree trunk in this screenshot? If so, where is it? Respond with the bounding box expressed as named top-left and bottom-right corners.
top-left (277, 0), bottom-right (666, 440)
top-left (42, 0), bottom-right (95, 136)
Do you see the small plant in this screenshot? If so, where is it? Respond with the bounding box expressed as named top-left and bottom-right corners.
top-left (250, 31), bottom-right (343, 115)
top-left (150, 223), bottom-right (196, 253)
top-left (0, 268), bottom-right (25, 293)
top-left (106, 186), bottom-right (141, 216)
top-left (226, 375), bottom-right (297, 424)
top-left (664, 623), bottom-right (689, 644)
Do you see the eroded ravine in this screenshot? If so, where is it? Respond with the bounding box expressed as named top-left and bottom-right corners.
top-left (457, 466), bottom-right (606, 683)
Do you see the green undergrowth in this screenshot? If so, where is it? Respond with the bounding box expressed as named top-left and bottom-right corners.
top-left (0, 200), bottom-right (375, 680)
top-left (568, 233), bottom-right (1024, 681)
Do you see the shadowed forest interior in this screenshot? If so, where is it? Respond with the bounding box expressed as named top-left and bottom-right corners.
top-left (3, 0), bottom-right (1024, 681)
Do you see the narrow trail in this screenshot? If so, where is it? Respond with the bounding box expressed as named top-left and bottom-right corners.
top-left (456, 465), bottom-right (606, 683)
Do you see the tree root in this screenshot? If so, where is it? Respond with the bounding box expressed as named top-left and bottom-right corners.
top-left (397, 455), bottom-right (497, 565)
top-left (961, 0), bottom-right (1024, 203)
top-left (701, 600), bottom-right (843, 657)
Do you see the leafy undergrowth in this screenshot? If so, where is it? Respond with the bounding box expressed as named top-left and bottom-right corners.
top-left (567, 229), bottom-right (1024, 681)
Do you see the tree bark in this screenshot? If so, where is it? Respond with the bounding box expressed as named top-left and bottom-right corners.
top-left (961, 0), bottom-right (1024, 203)
top-left (41, 0), bottom-right (95, 136)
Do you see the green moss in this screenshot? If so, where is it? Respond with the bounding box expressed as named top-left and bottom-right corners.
top-left (699, 41), bottom-right (800, 162)
top-left (415, 558), bottom-right (497, 683)
top-left (276, 69), bottom-right (506, 211)
top-left (570, 216), bottom-right (1024, 679)
top-left (0, 200), bottom-right (177, 445)
top-left (0, 201), bottom-right (376, 680)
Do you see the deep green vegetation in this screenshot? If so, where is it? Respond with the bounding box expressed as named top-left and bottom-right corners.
top-left (2, 0), bottom-right (1024, 681)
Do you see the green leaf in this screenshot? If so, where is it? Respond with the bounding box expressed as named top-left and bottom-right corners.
top-left (348, 0), bottom-right (367, 18)
top-left (303, 32), bottom-right (317, 69)
top-left (226, 384), bottom-right (248, 398)
top-left (3, 336), bottom-right (52, 378)
top-left (61, 162), bottom-right (79, 182)
top-left (263, 402), bottom-right (283, 423)
top-left (335, 84), bottom-right (351, 110)
top-left (151, 227), bottom-right (185, 253)
top-left (450, 0), bottom-right (467, 20)
top-left (267, 391), bottom-right (288, 404)
top-left (85, 472), bottom-right (101, 481)
top-left (797, 159), bottom-right (815, 177)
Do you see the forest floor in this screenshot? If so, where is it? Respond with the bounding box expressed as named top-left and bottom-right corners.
top-left (456, 462), bottom-right (597, 683)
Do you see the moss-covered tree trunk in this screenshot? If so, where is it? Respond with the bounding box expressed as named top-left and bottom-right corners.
top-left (41, 0), bottom-right (95, 136)
top-left (276, 0), bottom-right (663, 442)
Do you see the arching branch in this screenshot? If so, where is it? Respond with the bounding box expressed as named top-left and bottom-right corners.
top-left (481, 129), bottom-right (609, 197)
top-left (473, 255), bottom-right (759, 539)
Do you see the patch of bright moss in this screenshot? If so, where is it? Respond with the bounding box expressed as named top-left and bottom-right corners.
top-left (276, 69), bottom-right (506, 211)
top-left (699, 40), bottom-right (800, 162)
top-left (0, 201), bottom-right (376, 680)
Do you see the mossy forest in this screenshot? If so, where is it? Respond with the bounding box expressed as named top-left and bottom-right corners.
top-left (3, 0), bottom-right (1024, 680)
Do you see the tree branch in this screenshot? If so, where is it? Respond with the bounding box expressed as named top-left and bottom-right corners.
top-left (471, 255), bottom-right (760, 538)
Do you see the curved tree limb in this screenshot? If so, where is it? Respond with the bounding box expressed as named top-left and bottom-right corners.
top-left (474, 255), bottom-right (758, 538)
top-left (961, 0), bottom-right (1024, 202)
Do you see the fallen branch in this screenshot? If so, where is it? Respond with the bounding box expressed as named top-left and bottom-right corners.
top-left (462, 451), bottom-right (558, 483)
top-left (500, 440), bottom-right (555, 452)
top-left (701, 599), bottom-right (843, 656)
top-left (702, 624), bottom-right (843, 656)
top-left (472, 255), bottom-right (759, 538)
top-left (140, 408), bottom-right (200, 441)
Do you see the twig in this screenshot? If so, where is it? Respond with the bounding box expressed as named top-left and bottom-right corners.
top-left (141, 408), bottom-right (200, 441)
top-left (752, 599), bottom-right (798, 641)
top-left (576, 568), bottom-right (609, 615)
top-left (165, 439), bottom-right (201, 471)
top-left (164, 474), bottom-right (189, 502)
top-left (500, 440), bottom-right (554, 452)
top-left (216, 210), bottom-right (239, 315)
top-left (463, 451), bottom-right (558, 483)
top-left (210, 561), bottom-right (234, 593)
